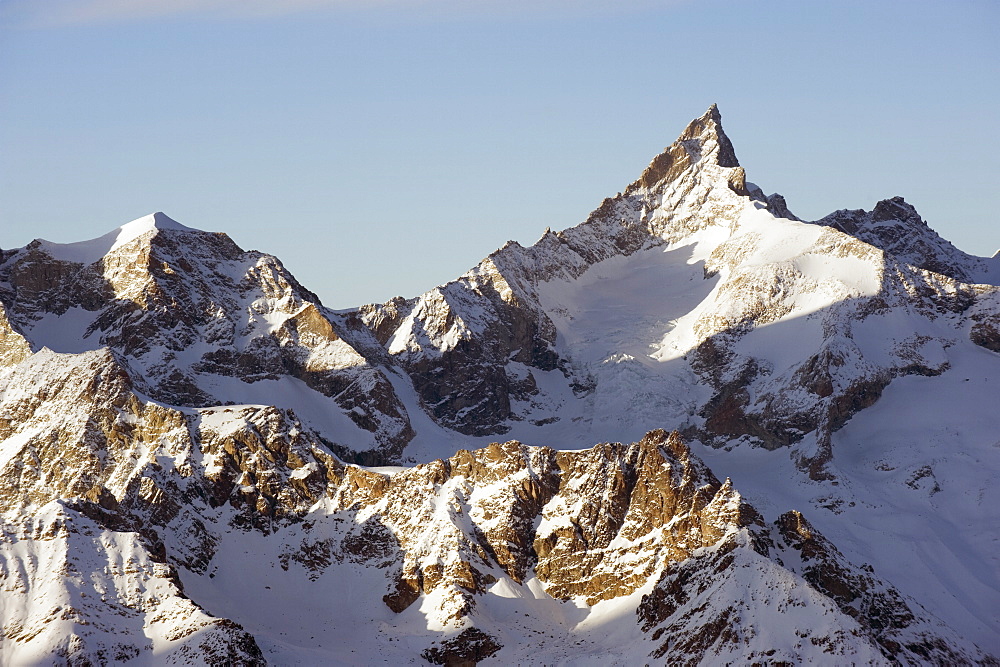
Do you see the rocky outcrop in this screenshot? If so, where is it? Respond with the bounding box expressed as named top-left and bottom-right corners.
top-left (816, 196), bottom-right (1000, 286)
top-left (635, 508), bottom-right (991, 665)
top-left (357, 257), bottom-right (565, 436)
top-left (533, 433), bottom-right (755, 604)
top-left (967, 291), bottom-right (1000, 353)
top-left (421, 627), bottom-right (502, 666)
top-left (748, 182), bottom-right (800, 221)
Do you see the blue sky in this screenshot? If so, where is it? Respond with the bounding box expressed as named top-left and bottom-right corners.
top-left (1, 0), bottom-right (998, 308)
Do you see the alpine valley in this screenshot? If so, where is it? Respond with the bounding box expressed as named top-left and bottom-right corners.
top-left (1, 106), bottom-right (998, 665)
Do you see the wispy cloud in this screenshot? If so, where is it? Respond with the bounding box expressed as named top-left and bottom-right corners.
top-left (6, 0), bottom-right (679, 28)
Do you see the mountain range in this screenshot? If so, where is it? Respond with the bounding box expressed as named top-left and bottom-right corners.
top-left (1, 105), bottom-right (997, 664)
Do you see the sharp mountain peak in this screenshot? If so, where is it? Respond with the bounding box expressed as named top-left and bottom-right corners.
top-left (629, 103), bottom-right (741, 193)
top-left (679, 102), bottom-right (740, 167)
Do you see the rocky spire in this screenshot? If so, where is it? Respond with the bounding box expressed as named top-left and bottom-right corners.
top-left (629, 104), bottom-right (741, 193)
top-left (679, 103), bottom-right (740, 167)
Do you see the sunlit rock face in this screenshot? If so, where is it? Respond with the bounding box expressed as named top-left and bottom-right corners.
top-left (2, 106), bottom-right (999, 664)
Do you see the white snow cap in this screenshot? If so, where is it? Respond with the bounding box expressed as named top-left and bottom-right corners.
top-left (113, 212), bottom-right (192, 250)
top-left (37, 211), bottom-right (195, 264)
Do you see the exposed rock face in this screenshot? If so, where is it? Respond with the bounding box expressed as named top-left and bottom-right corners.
top-left (337, 430), bottom-right (761, 620)
top-left (635, 511), bottom-right (986, 666)
top-left (421, 627), bottom-right (502, 666)
top-left (296, 430), bottom-right (754, 626)
top-left (967, 291), bottom-right (1000, 353)
top-left (532, 435), bottom-right (751, 604)
top-left (0, 302), bottom-right (31, 367)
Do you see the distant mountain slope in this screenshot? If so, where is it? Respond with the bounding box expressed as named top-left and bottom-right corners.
top-left (816, 195), bottom-right (1000, 285)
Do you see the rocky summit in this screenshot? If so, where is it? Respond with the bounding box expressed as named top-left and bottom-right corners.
top-left (1, 106), bottom-right (998, 664)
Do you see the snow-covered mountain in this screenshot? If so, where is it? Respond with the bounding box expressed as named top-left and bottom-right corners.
top-left (0, 213), bottom-right (413, 462)
top-left (1, 105), bottom-right (998, 664)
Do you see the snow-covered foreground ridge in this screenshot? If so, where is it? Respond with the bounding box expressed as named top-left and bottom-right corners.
top-left (0, 380), bottom-right (987, 665)
top-left (1, 105), bottom-right (999, 663)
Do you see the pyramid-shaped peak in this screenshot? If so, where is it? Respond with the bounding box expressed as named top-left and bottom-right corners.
top-left (677, 104), bottom-right (739, 168)
top-left (629, 105), bottom-right (741, 192)
top-left (871, 196), bottom-right (922, 224)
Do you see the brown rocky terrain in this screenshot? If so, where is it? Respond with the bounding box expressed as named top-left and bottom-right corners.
top-left (0, 337), bottom-right (989, 663)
